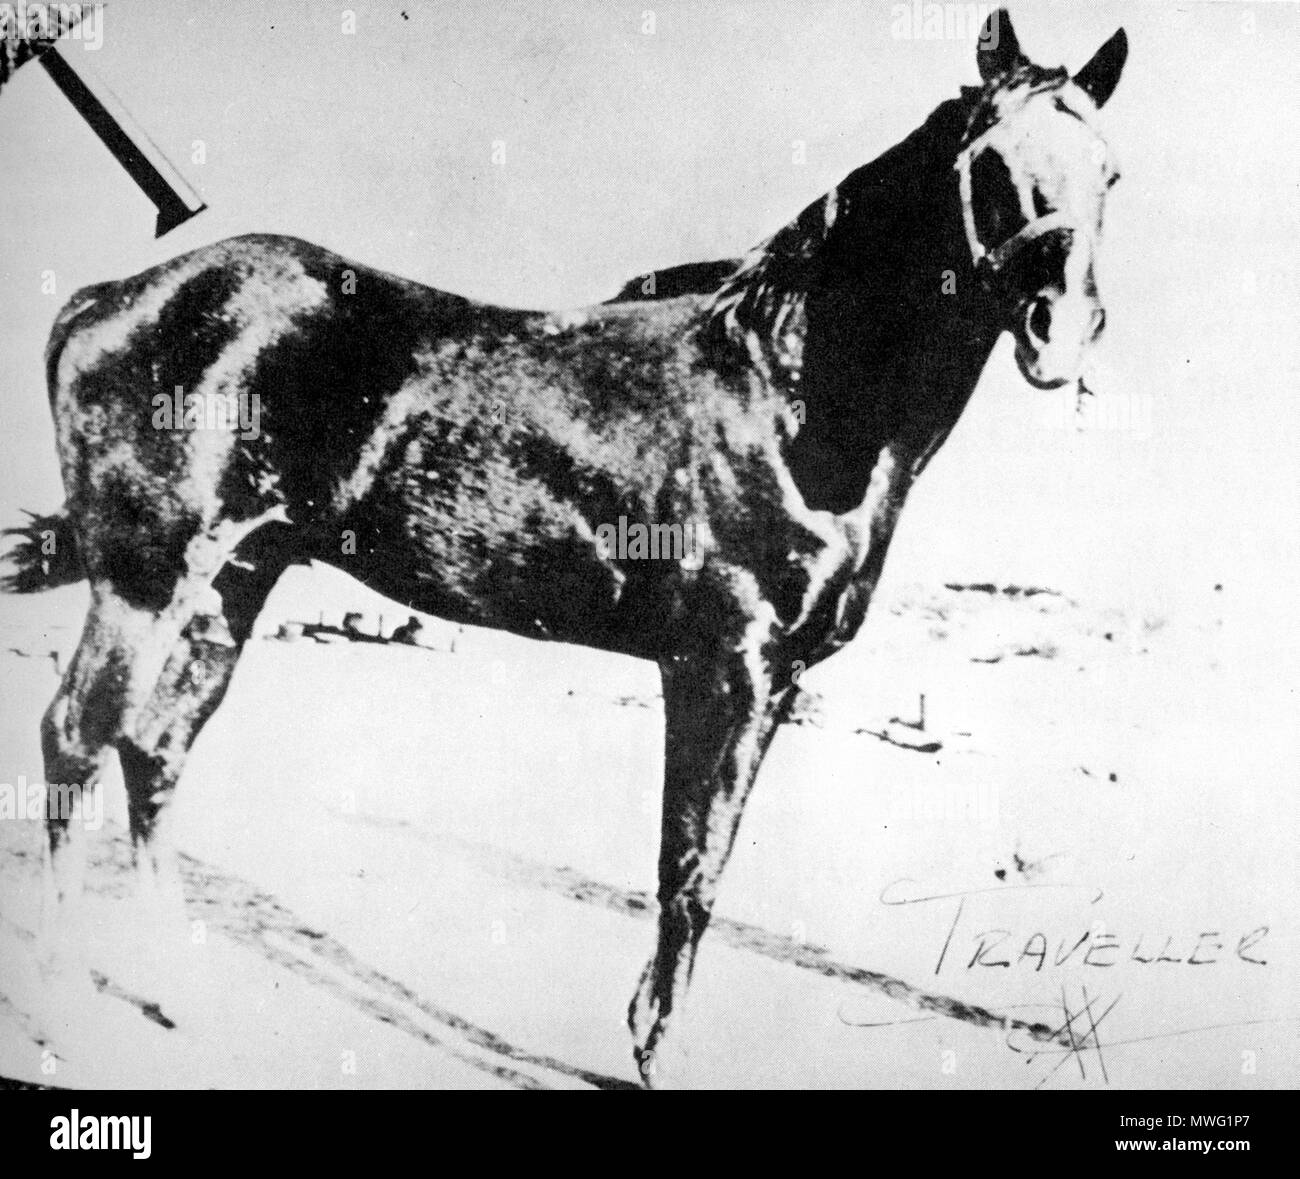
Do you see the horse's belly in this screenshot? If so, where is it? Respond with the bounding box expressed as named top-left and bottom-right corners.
top-left (341, 490), bottom-right (663, 654)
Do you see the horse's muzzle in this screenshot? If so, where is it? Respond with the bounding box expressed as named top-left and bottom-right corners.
top-left (1014, 292), bottom-right (1106, 389)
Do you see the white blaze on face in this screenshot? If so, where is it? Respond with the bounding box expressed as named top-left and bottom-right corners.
top-left (1031, 235), bottom-right (1095, 380)
top-left (989, 89), bottom-right (1112, 388)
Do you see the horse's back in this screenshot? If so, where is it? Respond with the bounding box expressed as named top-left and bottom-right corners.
top-left (47, 233), bottom-right (466, 400)
top-left (41, 232), bottom-right (784, 637)
top-left (45, 233), bottom-right (473, 496)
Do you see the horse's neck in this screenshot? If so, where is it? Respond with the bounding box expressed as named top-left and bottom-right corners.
top-left (786, 98), bottom-right (1001, 513)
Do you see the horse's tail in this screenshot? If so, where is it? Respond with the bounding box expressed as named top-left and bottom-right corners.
top-left (1, 508), bottom-right (84, 593)
top-left (3, 285), bottom-right (113, 593)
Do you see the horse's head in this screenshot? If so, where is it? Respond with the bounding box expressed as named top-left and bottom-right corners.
top-left (958, 10), bottom-right (1127, 389)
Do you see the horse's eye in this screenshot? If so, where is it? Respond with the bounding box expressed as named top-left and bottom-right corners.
top-left (971, 150), bottom-right (1021, 245)
top-left (1107, 171), bottom-right (1122, 189)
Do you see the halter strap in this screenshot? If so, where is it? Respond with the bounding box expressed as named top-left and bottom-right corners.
top-left (954, 128), bottom-right (1084, 280)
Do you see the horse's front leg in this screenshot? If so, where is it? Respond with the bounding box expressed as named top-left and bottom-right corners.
top-left (629, 646), bottom-right (793, 1087)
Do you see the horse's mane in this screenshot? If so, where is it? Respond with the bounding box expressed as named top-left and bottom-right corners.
top-left (604, 259), bottom-right (739, 304)
top-left (698, 181), bottom-right (844, 383)
top-left (701, 64), bottom-right (1072, 382)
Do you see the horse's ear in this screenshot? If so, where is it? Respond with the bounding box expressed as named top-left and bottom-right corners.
top-left (1074, 28), bottom-right (1128, 108)
top-left (977, 9), bottom-right (1024, 82)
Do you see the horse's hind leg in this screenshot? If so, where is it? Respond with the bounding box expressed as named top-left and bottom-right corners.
top-left (39, 604), bottom-right (123, 984)
top-left (37, 590), bottom-right (182, 1022)
top-left (628, 644), bottom-right (793, 1087)
top-left (110, 555), bottom-right (288, 1011)
top-left (39, 529), bottom-right (288, 1021)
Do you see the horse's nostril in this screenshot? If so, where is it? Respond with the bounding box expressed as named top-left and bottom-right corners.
top-left (1026, 298), bottom-right (1052, 344)
top-left (1092, 307), bottom-right (1107, 338)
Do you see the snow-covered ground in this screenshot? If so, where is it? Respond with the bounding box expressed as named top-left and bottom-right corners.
top-left (0, 567), bottom-right (1294, 1089)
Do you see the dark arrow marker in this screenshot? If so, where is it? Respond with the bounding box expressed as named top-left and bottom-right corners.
top-left (39, 46), bottom-right (206, 237)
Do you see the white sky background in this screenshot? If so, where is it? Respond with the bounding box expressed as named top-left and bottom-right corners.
top-left (0, 0), bottom-right (1296, 669)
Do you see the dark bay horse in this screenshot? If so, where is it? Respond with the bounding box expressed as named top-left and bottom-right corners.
top-left (7, 12), bottom-right (1125, 1085)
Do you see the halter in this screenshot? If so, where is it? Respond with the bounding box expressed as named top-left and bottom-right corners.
top-left (954, 126), bottom-right (1082, 283)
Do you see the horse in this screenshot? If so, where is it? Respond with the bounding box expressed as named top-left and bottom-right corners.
top-left (4, 10), bottom-right (1125, 1086)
